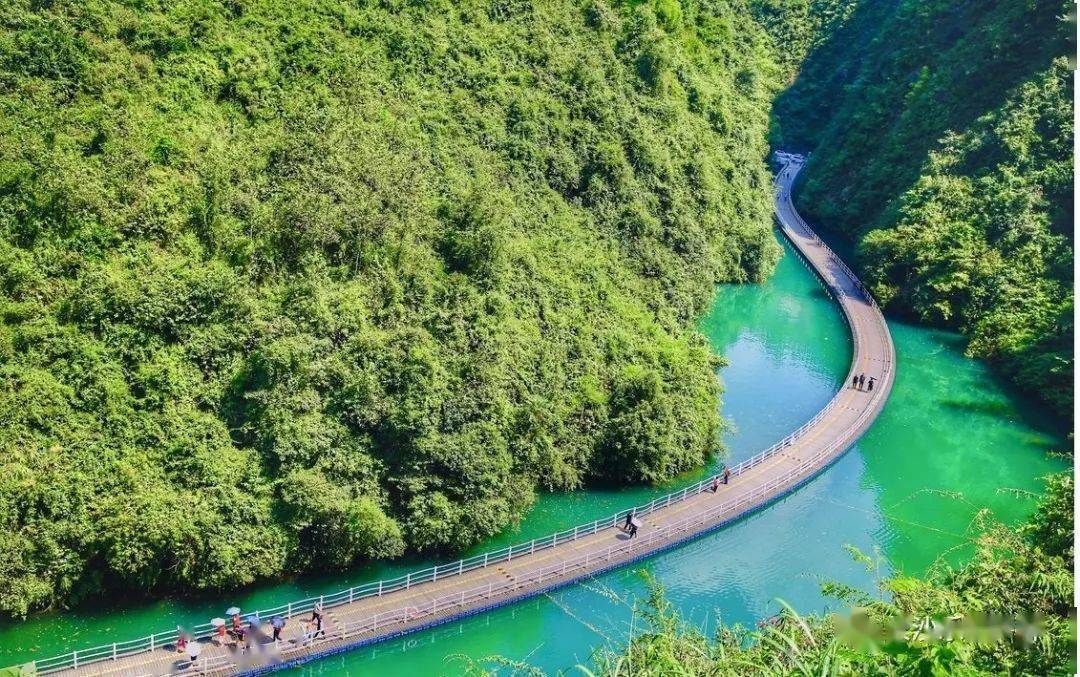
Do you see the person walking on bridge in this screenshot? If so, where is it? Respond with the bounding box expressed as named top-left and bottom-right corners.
top-left (711, 476), bottom-right (720, 493)
top-left (867, 377), bottom-right (876, 393)
top-left (852, 374), bottom-right (859, 389)
top-left (723, 467), bottom-right (731, 484)
top-left (311, 603), bottom-right (325, 639)
top-left (624, 511), bottom-right (634, 531)
top-left (858, 373), bottom-right (865, 389)
top-left (231, 613), bottom-right (245, 642)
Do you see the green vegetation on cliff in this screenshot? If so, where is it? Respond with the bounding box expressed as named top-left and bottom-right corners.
top-left (591, 472), bottom-right (1075, 676)
top-left (763, 0), bottom-right (1074, 416)
top-left (0, 0), bottom-right (782, 615)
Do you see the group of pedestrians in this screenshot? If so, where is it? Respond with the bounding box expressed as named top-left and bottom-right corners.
top-left (710, 467), bottom-right (731, 493)
top-left (623, 466), bottom-right (733, 541)
top-left (851, 372), bottom-right (876, 392)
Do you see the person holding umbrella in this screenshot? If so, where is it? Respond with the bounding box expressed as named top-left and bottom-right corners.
top-left (271, 616), bottom-right (286, 642)
top-left (245, 615), bottom-right (261, 652)
top-left (228, 607), bottom-right (245, 642)
top-left (210, 618), bottom-right (227, 645)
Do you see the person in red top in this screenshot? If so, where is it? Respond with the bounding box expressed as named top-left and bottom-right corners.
top-left (231, 614), bottom-right (246, 641)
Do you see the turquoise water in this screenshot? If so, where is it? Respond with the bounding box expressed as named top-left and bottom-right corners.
top-left (0, 234), bottom-right (1067, 674)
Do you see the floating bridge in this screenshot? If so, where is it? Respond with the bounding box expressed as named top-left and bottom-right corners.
top-left (39, 157), bottom-right (895, 676)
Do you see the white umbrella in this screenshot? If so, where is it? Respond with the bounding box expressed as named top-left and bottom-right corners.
top-left (226, 606), bottom-right (241, 616)
top-left (210, 618), bottom-right (226, 628)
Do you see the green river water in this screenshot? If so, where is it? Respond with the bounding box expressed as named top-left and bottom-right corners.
top-left (0, 234), bottom-right (1068, 674)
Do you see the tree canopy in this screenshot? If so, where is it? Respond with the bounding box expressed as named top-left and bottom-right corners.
top-left (761, 0), bottom-right (1074, 417)
top-left (0, 0), bottom-right (782, 615)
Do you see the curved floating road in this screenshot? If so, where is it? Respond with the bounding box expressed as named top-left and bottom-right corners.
top-left (42, 157), bottom-right (895, 676)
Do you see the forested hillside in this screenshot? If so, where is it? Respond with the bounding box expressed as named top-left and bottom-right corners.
top-left (583, 4), bottom-right (1077, 673)
top-left (0, 0), bottom-right (783, 615)
top-left (760, 0), bottom-right (1074, 416)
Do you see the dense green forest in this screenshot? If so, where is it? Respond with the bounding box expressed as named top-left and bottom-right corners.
top-left (760, 0), bottom-right (1074, 416)
top-left (0, 0), bottom-right (783, 615)
top-left (581, 5), bottom-right (1077, 671)
top-left (587, 472), bottom-right (1075, 675)
top-left (0, 0), bottom-right (1072, 631)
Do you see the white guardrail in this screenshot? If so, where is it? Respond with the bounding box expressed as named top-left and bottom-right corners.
top-left (33, 159), bottom-right (890, 675)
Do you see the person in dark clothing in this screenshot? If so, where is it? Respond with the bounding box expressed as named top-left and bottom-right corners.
top-left (723, 467), bottom-right (731, 484)
top-left (852, 374), bottom-right (859, 389)
top-left (629, 523), bottom-right (638, 538)
top-left (858, 374), bottom-right (865, 389)
top-left (272, 622), bottom-right (284, 642)
top-left (867, 377), bottom-right (875, 392)
top-left (624, 512), bottom-right (633, 531)
top-left (311, 605), bottom-right (325, 639)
